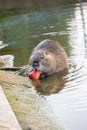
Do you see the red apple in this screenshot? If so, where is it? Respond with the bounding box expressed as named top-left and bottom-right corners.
top-left (28, 69), bottom-right (40, 80)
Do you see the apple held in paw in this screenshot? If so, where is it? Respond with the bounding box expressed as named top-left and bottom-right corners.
top-left (28, 69), bottom-right (40, 80)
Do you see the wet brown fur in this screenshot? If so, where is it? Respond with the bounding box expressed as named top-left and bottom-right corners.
top-left (29, 39), bottom-right (68, 78)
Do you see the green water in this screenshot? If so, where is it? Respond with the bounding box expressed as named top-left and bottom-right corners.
top-left (0, 1), bottom-right (87, 130)
top-left (0, 4), bottom-right (74, 66)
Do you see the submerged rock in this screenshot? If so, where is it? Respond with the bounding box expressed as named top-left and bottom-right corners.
top-left (0, 41), bottom-right (8, 49)
top-left (0, 55), bottom-right (14, 67)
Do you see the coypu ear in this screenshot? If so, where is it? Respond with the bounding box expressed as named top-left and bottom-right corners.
top-left (40, 55), bottom-right (44, 59)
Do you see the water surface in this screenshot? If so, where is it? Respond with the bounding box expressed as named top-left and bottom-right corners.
top-left (0, 2), bottom-right (87, 130)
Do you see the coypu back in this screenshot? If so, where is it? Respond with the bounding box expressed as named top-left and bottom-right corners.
top-left (34, 39), bottom-right (65, 55)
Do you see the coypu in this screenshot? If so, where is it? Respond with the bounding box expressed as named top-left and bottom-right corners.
top-left (29, 39), bottom-right (68, 79)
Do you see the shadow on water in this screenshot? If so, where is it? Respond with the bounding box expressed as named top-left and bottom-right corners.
top-left (0, 0), bottom-right (77, 11)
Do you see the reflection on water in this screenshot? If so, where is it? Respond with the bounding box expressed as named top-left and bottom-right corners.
top-left (0, 1), bottom-right (87, 130)
top-left (32, 69), bottom-right (68, 95)
top-left (46, 2), bottom-right (87, 130)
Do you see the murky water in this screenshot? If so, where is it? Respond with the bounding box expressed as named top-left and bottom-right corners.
top-left (0, 1), bottom-right (87, 130)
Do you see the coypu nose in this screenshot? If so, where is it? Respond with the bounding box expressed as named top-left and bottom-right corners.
top-left (32, 61), bottom-right (39, 67)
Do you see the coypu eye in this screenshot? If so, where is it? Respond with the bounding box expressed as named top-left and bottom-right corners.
top-left (41, 55), bottom-right (44, 59)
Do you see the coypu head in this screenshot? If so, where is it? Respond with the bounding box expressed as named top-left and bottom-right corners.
top-left (29, 50), bottom-right (56, 78)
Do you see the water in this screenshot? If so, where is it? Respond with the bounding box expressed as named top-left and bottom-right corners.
top-left (0, 1), bottom-right (87, 130)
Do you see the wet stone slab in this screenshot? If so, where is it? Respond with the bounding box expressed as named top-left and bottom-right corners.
top-left (0, 71), bottom-right (64, 130)
top-left (0, 85), bottom-right (22, 130)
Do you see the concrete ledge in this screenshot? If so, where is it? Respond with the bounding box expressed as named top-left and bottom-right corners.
top-left (0, 85), bottom-right (22, 130)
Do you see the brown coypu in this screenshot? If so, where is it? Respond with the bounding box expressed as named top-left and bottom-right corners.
top-left (29, 39), bottom-right (68, 78)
